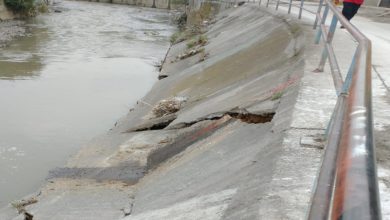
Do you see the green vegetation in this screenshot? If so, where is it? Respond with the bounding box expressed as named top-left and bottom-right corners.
top-left (176, 47), bottom-right (205, 61)
top-left (170, 0), bottom-right (188, 4)
top-left (36, 2), bottom-right (49, 13)
top-left (198, 3), bottom-right (212, 21)
top-left (187, 2), bottom-right (214, 26)
top-left (175, 12), bottom-right (187, 29)
top-left (169, 3), bottom-right (212, 62)
top-left (170, 32), bottom-right (182, 44)
top-left (5, 0), bottom-right (35, 13)
top-left (4, 0), bottom-right (48, 16)
top-left (169, 29), bottom-right (191, 45)
top-left (271, 91), bottom-right (284, 101)
top-left (186, 39), bottom-right (197, 49)
top-left (186, 35), bottom-right (207, 49)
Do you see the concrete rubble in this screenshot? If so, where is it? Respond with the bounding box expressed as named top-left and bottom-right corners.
top-left (1, 2), bottom-right (389, 220)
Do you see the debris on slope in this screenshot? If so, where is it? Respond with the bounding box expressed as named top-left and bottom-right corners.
top-left (11, 196), bottom-right (38, 220)
top-left (152, 96), bottom-right (187, 118)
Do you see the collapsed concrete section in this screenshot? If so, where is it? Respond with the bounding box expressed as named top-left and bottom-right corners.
top-left (0, 4), bottom-right (323, 220)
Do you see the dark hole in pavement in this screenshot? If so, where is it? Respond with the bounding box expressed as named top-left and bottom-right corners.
top-left (139, 120), bottom-right (172, 131)
top-left (131, 111), bottom-right (275, 132)
top-left (132, 117), bottom-right (175, 131)
top-left (158, 75), bottom-right (168, 80)
top-left (24, 212), bottom-right (33, 220)
top-left (228, 112), bottom-right (275, 123)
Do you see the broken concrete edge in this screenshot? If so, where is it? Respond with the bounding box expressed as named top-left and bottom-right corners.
top-left (1, 5), bottom-right (313, 219)
top-left (125, 47), bottom-right (312, 220)
top-left (124, 107), bottom-right (276, 173)
top-left (0, 191), bottom-right (41, 219)
top-left (125, 103), bottom-right (277, 132)
top-left (146, 115), bottom-right (233, 170)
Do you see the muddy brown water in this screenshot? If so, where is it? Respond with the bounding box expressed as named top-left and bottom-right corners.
top-left (0, 1), bottom-right (174, 207)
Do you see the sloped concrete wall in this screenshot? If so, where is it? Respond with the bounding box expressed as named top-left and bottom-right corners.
top-left (0, 4), bottom-right (316, 220)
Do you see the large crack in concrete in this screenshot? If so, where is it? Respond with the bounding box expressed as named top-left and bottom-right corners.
top-left (169, 110), bottom-right (275, 129)
top-left (0, 4), bottom-right (310, 219)
top-left (126, 107), bottom-right (275, 132)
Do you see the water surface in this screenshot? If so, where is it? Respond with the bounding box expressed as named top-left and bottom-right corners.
top-left (0, 1), bottom-right (174, 207)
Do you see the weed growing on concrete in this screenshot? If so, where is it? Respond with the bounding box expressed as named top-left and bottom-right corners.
top-left (186, 38), bottom-right (197, 49)
top-left (170, 32), bottom-right (180, 44)
top-left (176, 47), bottom-right (205, 60)
top-left (198, 35), bottom-right (208, 45)
top-left (187, 35), bottom-right (208, 49)
top-left (271, 91), bottom-right (284, 100)
top-left (170, 31), bottom-right (192, 45)
top-left (198, 49), bottom-right (209, 63)
top-left (175, 12), bottom-right (187, 29)
top-left (187, 3), bottom-right (214, 26)
top-left (36, 2), bottom-right (49, 13)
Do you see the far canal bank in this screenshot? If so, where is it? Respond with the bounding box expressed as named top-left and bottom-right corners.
top-left (0, 0), bottom-right (175, 207)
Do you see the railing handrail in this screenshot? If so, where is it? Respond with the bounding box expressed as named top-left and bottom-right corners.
top-left (261, 0), bottom-right (381, 219)
top-left (199, 0), bottom-right (381, 218)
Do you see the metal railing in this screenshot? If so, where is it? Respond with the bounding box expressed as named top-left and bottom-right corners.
top-left (260, 0), bottom-right (382, 219)
top-left (207, 0), bottom-right (382, 218)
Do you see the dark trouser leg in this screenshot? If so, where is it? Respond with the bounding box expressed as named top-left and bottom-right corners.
top-left (342, 2), bottom-right (361, 21)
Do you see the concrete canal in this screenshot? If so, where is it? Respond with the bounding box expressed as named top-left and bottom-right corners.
top-left (0, 1), bottom-right (174, 207)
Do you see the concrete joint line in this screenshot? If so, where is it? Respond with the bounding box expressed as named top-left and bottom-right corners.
top-left (373, 65), bottom-right (390, 93)
top-left (290, 126), bottom-right (325, 131)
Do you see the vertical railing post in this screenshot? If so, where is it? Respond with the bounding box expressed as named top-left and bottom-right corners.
top-left (314, 0), bottom-right (324, 29)
top-left (266, 0), bottom-right (270, 7)
top-left (288, 0), bottom-right (293, 13)
top-left (317, 15), bottom-right (339, 71)
top-left (341, 48), bottom-right (358, 94)
top-left (298, 0), bottom-right (304, 19)
top-left (276, 0), bottom-right (280, 10)
top-left (315, 4), bottom-right (329, 44)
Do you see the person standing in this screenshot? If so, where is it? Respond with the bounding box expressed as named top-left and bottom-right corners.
top-left (340, 0), bottom-right (364, 22)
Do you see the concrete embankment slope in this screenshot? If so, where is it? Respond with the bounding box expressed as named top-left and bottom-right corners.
top-left (0, 5), bottom-right (318, 220)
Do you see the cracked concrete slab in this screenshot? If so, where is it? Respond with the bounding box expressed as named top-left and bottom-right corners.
top-left (25, 187), bottom-right (134, 220)
top-left (0, 3), bottom-right (340, 220)
top-left (127, 121), bottom-right (278, 219)
top-left (112, 6), bottom-right (304, 134)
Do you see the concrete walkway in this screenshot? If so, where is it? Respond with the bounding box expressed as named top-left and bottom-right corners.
top-left (262, 1), bottom-right (390, 218)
